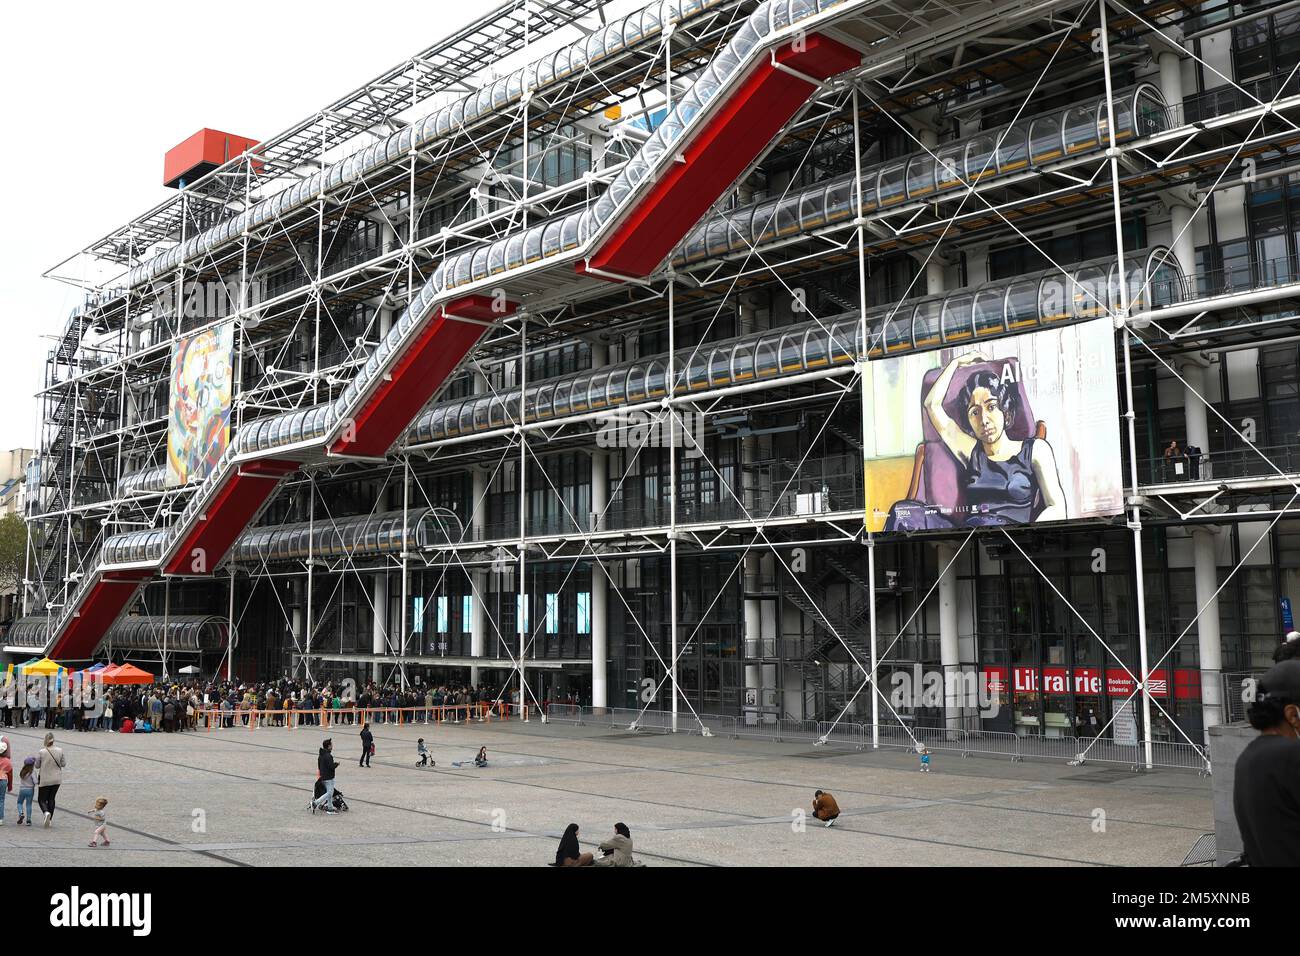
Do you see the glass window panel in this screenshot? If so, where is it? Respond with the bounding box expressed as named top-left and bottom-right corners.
top-left (1029, 117), bottom-right (1063, 164)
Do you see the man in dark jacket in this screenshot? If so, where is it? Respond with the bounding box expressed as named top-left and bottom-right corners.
top-left (359, 724), bottom-right (374, 767)
top-left (311, 739), bottom-right (340, 815)
top-left (1234, 661), bottom-right (1300, 865)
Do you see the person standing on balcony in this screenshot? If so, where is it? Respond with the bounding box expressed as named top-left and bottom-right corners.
top-left (1162, 439), bottom-right (1184, 482)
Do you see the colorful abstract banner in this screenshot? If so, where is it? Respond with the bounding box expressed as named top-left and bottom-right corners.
top-left (862, 318), bottom-right (1124, 532)
top-left (166, 322), bottom-right (234, 488)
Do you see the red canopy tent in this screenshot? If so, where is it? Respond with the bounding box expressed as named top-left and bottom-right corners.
top-left (100, 663), bottom-right (154, 685)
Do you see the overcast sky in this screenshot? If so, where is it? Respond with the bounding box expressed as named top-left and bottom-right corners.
top-left (0, 0), bottom-right (502, 451)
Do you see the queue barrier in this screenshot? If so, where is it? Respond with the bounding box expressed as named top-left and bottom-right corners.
top-left (517, 706), bottom-right (1212, 773)
top-left (190, 701), bottom-right (1209, 773)
top-left (197, 702), bottom-right (531, 732)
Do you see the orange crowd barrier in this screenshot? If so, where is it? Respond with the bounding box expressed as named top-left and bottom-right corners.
top-left (196, 703), bottom-right (532, 731)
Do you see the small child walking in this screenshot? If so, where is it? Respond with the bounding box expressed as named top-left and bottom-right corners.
top-left (416, 738), bottom-right (434, 767)
top-left (88, 796), bottom-right (110, 847)
top-left (15, 758), bottom-right (35, 825)
top-left (918, 746), bottom-right (932, 773)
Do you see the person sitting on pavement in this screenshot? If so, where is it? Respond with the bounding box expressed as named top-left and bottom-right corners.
top-left (592, 822), bottom-right (636, 867)
top-left (554, 823), bottom-right (595, 867)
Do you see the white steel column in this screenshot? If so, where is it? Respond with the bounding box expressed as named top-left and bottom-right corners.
top-left (291, 578), bottom-right (305, 682)
top-left (226, 570), bottom-right (237, 682)
top-left (399, 458), bottom-right (410, 690)
top-left (936, 542), bottom-right (962, 730)
top-left (469, 367), bottom-right (490, 686)
top-left (1101, 0), bottom-right (1154, 769)
top-left (372, 572), bottom-right (388, 685)
top-left (1179, 354), bottom-right (1224, 733)
top-left (667, 277), bottom-right (679, 733)
top-left (1179, 355), bottom-right (1212, 458)
top-left (518, 318), bottom-right (528, 716)
top-left (304, 482), bottom-right (315, 685)
top-left (1156, 45), bottom-right (1184, 112)
top-left (924, 219), bottom-right (960, 731)
top-left (590, 338), bottom-right (610, 709)
top-left (590, 447), bottom-right (608, 709)
top-left (1169, 202), bottom-right (1197, 278)
top-left (744, 550), bottom-right (762, 701)
top-left (471, 462), bottom-right (488, 688)
top-left (853, 85), bottom-right (880, 749)
top-left (926, 259), bottom-right (947, 297)
top-left (739, 292), bottom-right (762, 706)
top-left (1192, 528), bottom-right (1224, 733)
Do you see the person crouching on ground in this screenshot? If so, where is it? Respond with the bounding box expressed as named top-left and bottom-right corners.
top-left (554, 823), bottom-right (595, 866)
top-left (812, 790), bottom-right (839, 827)
top-left (88, 796), bottom-right (109, 847)
top-left (592, 822), bottom-right (634, 866)
top-left (312, 739), bottom-right (340, 815)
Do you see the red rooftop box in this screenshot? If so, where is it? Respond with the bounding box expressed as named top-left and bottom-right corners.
top-left (164, 129), bottom-right (261, 189)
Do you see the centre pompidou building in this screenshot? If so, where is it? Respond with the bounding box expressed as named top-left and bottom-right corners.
top-left (13, 0), bottom-right (1300, 769)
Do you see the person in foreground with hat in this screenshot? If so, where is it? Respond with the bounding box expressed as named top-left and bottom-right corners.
top-left (1276, 631), bottom-right (1300, 663)
top-left (1233, 660), bottom-right (1300, 866)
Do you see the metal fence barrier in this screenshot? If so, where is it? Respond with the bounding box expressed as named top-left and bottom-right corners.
top-left (525, 707), bottom-right (1211, 773)
top-left (189, 700), bottom-right (1211, 773)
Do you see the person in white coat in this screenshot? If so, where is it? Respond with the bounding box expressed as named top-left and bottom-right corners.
top-left (35, 732), bottom-right (66, 827)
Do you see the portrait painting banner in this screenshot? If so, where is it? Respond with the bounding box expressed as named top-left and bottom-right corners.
top-left (166, 322), bottom-right (234, 488)
top-left (862, 317), bottom-right (1124, 533)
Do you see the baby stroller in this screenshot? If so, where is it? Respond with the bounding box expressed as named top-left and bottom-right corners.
top-left (311, 778), bottom-right (350, 812)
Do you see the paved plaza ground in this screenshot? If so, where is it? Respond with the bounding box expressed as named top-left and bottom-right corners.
top-left (0, 718), bottom-right (1213, 866)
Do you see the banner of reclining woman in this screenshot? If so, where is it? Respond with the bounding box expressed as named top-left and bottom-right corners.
top-left (861, 317), bottom-right (1124, 533)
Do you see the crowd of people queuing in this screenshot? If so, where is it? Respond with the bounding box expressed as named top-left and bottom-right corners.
top-left (0, 676), bottom-right (511, 734)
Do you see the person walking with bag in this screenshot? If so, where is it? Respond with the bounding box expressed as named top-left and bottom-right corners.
top-left (35, 732), bottom-right (66, 828)
top-left (359, 723), bottom-right (374, 767)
